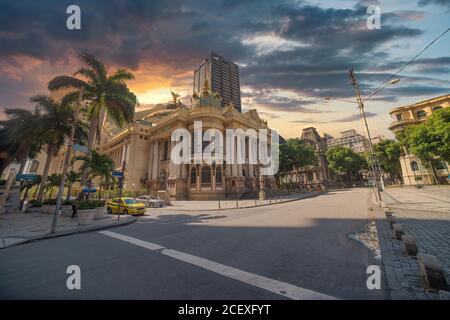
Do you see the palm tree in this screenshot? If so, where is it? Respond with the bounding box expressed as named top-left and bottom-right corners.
top-left (48, 53), bottom-right (137, 153)
top-left (97, 167), bottom-right (115, 200)
top-left (76, 150), bottom-right (114, 199)
top-left (65, 170), bottom-right (81, 201)
top-left (0, 107), bottom-right (44, 175)
top-left (19, 175), bottom-right (42, 210)
top-left (45, 173), bottom-right (62, 200)
top-left (33, 94), bottom-right (80, 202)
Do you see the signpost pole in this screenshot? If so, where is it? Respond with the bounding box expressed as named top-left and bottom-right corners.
top-left (117, 161), bottom-right (126, 221)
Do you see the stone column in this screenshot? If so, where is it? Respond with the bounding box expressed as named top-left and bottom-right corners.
top-left (125, 144), bottom-right (130, 166)
top-left (237, 164), bottom-right (243, 177)
top-left (152, 141), bottom-right (159, 180)
top-left (232, 164), bottom-right (238, 177)
top-left (196, 166), bottom-right (201, 191)
top-left (171, 139), bottom-right (180, 179)
top-left (121, 144), bottom-right (126, 165)
top-left (147, 142), bottom-right (154, 178)
top-left (225, 164), bottom-right (231, 176)
top-left (181, 163), bottom-right (187, 178)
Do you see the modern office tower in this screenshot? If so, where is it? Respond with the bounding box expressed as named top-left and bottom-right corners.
top-left (193, 52), bottom-right (241, 112)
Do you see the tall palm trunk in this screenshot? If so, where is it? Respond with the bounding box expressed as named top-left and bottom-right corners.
top-left (37, 144), bottom-right (56, 202)
top-left (66, 183), bottom-right (72, 201)
top-left (81, 113), bottom-right (100, 185)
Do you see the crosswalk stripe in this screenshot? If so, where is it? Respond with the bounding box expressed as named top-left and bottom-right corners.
top-left (99, 230), bottom-right (338, 300)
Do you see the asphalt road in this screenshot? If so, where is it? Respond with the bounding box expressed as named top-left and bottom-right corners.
top-left (0, 188), bottom-right (388, 300)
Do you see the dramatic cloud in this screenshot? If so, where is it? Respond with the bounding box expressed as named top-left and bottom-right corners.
top-left (418, 0), bottom-right (450, 9)
top-left (0, 0), bottom-right (448, 136)
top-left (290, 112), bottom-right (378, 124)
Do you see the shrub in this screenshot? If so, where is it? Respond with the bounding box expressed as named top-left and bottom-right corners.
top-left (62, 199), bottom-right (73, 206)
top-left (76, 199), bottom-right (105, 210)
top-left (94, 200), bottom-right (106, 207)
top-left (43, 198), bottom-right (57, 205)
top-left (29, 200), bottom-right (42, 208)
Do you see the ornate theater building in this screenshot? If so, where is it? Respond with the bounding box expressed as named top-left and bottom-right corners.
top-left (100, 83), bottom-right (276, 200)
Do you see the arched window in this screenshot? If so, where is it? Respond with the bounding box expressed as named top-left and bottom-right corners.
top-left (201, 166), bottom-right (211, 187)
top-left (216, 167), bottom-right (222, 186)
top-left (416, 110), bottom-right (427, 119)
top-left (410, 161), bottom-right (419, 172)
top-left (190, 167), bottom-right (196, 185)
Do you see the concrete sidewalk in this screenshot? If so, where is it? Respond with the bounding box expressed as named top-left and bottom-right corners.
top-left (383, 185), bottom-right (450, 213)
top-left (157, 191), bottom-right (326, 211)
top-left (0, 212), bottom-right (136, 249)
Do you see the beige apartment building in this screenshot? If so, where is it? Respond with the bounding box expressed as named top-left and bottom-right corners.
top-left (326, 129), bottom-right (370, 154)
top-left (388, 93), bottom-right (450, 185)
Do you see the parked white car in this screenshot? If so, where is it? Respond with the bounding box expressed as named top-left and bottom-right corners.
top-left (136, 195), bottom-right (166, 208)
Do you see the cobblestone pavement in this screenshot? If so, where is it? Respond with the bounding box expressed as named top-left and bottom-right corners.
top-left (377, 186), bottom-right (450, 299)
top-left (0, 211), bottom-right (135, 248)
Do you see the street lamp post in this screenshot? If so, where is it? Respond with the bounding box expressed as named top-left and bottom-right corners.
top-left (324, 72), bottom-right (400, 202)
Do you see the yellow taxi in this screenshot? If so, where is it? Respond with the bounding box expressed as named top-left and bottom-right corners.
top-left (106, 197), bottom-right (146, 216)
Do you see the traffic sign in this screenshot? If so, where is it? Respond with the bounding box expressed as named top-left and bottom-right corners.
top-left (15, 174), bottom-right (38, 182)
top-left (112, 171), bottom-right (124, 178)
top-left (73, 144), bottom-right (90, 154)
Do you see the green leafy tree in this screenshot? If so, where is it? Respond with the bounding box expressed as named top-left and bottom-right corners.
top-left (374, 139), bottom-right (403, 184)
top-left (326, 146), bottom-right (367, 186)
top-left (20, 175), bottom-right (42, 209)
top-left (45, 173), bottom-right (63, 200)
top-left (65, 170), bottom-right (81, 201)
top-left (278, 138), bottom-right (316, 187)
top-left (76, 150), bottom-right (114, 199)
top-left (400, 108), bottom-right (450, 183)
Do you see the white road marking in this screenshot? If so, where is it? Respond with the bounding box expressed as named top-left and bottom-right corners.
top-left (99, 230), bottom-right (338, 300)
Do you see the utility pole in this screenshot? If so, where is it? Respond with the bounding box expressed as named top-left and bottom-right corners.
top-left (51, 94), bottom-right (82, 233)
top-left (348, 68), bottom-right (382, 202)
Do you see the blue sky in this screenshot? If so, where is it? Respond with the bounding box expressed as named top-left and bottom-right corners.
top-left (0, 0), bottom-right (449, 139)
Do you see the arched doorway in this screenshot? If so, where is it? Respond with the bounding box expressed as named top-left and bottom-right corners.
top-left (201, 166), bottom-right (211, 189)
top-left (160, 170), bottom-right (167, 189)
top-left (190, 167), bottom-right (197, 187)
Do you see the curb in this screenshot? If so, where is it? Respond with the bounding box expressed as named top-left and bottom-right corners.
top-left (162, 191), bottom-right (328, 212)
top-left (0, 216), bottom-right (137, 249)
